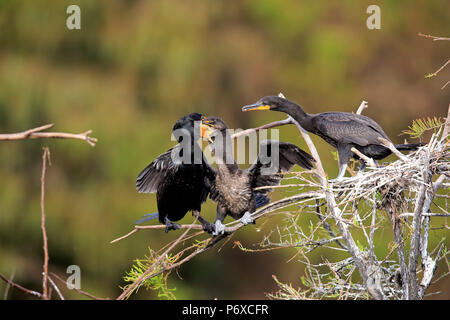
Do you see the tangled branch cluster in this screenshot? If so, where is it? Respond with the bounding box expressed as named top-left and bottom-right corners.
top-left (265, 125), bottom-right (449, 300)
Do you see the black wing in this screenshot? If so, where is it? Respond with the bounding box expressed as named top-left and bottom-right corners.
top-left (313, 112), bottom-right (390, 146)
top-left (136, 147), bottom-right (179, 193)
top-left (248, 140), bottom-right (315, 195)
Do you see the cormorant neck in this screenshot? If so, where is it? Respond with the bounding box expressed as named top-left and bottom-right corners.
top-left (276, 100), bottom-right (314, 131)
top-left (211, 130), bottom-right (239, 172)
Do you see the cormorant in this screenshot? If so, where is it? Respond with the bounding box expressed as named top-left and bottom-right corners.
top-left (201, 116), bottom-right (315, 235)
top-left (136, 113), bottom-right (216, 233)
top-left (242, 96), bottom-right (423, 181)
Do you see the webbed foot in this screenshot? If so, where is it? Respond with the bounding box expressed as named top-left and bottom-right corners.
top-left (239, 211), bottom-right (254, 225)
top-left (164, 218), bottom-right (181, 233)
top-left (212, 220), bottom-right (226, 236)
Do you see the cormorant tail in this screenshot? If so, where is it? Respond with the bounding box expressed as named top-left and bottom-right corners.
top-left (255, 193), bottom-right (270, 209)
top-left (394, 143), bottom-right (424, 151)
top-left (134, 212), bottom-right (159, 224)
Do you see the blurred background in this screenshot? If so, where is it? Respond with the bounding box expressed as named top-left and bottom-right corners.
top-left (0, 0), bottom-right (448, 299)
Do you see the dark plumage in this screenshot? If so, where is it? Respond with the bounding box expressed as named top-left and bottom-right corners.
top-left (242, 96), bottom-right (423, 181)
top-left (136, 113), bottom-right (216, 233)
top-left (201, 116), bottom-right (315, 235)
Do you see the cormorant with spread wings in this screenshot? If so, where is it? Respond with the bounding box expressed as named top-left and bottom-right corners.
top-left (201, 116), bottom-right (315, 235)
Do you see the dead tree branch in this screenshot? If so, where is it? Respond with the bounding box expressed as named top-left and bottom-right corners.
top-left (418, 33), bottom-right (450, 41)
top-left (0, 123), bottom-right (98, 146)
top-left (0, 125), bottom-right (99, 300)
top-left (0, 273), bottom-right (43, 299)
top-left (418, 33), bottom-right (449, 88)
top-left (40, 147), bottom-right (51, 300)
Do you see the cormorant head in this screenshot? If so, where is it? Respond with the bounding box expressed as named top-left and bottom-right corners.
top-left (172, 113), bottom-right (204, 143)
top-left (172, 113), bottom-right (203, 132)
top-left (241, 96), bottom-right (286, 112)
top-left (200, 116), bottom-right (228, 143)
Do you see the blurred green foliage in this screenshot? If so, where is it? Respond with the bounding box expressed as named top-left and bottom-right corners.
top-left (0, 0), bottom-right (448, 299)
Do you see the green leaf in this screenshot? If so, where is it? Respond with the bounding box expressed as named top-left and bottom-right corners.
top-left (122, 248), bottom-right (177, 300)
top-left (402, 117), bottom-right (443, 139)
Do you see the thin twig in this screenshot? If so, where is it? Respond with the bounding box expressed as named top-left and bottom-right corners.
top-left (426, 59), bottom-right (450, 79)
top-left (399, 212), bottom-right (450, 217)
top-left (111, 192), bottom-right (321, 244)
top-left (50, 273), bottom-right (108, 300)
top-left (0, 272), bottom-right (43, 299)
top-left (46, 274), bottom-right (64, 300)
top-left (231, 118), bottom-right (292, 139)
top-left (40, 147), bottom-right (51, 300)
top-left (418, 33), bottom-right (450, 41)
top-left (3, 269), bottom-right (16, 300)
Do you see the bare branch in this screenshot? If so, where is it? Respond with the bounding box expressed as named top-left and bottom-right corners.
top-left (426, 59), bottom-right (450, 79)
top-left (2, 269), bottom-right (15, 300)
top-left (0, 124), bottom-right (98, 146)
top-left (418, 33), bottom-right (450, 41)
top-left (40, 147), bottom-right (51, 300)
top-left (377, 137), bottom-right (410, 161)
top-left (50, 273), bottom-right (108, 300)
top-left (231, 118), bottom-right (292, 139)
top-left (351, 147), bottom-right (377, 168)
top-left (356, 100), bottom-right (368, 115)
top-left (111, 192), bottom-right (321, 244)
top-left (408, 149), bottom-right (431, 299)
top-left (0, 272), bottom-right (43, 299)
top-left (46, 274), bottom-right (64, 300)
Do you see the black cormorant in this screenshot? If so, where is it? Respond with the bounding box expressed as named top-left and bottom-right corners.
top-left (201, 116), bottom-right (315, 235)
top-left (242, 96), bottom-right (423, 181)
top-left (136, 113), bottom-right (216, 233)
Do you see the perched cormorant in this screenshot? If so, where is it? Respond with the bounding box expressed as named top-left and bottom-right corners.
top-left (201, 116), bottom-right (315, 235)
top-left (242, 96), bottom-right (423, 181)
top-left (136, 113), bottom-right (216, 233)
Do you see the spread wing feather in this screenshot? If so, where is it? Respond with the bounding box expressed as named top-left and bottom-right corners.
top-left (248, 140), bottom-right (314, 195)
top-left (136, 147), bottom-right (179, 193)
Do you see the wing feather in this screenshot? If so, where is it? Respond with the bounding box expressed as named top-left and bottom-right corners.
top-left (136, 147), bottom-right (178, 193)
top-left (248, 140), bottom-right (314, 195)
top-left (313, 113), bottom-right (390, 146)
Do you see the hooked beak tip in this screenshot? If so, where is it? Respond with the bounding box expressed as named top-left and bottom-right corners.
top-left (242, 103), bottom-right (270, 112)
